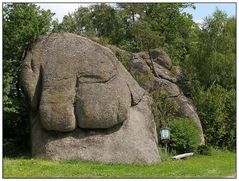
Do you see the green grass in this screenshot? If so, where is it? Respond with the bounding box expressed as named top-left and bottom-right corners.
top-left (3, 149), bottom-right (236, 178)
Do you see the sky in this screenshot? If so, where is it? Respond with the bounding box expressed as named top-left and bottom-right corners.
top-left (184, 3), bottom-right (236, 24)
top-left (37, 3), bottom-right (236, 23)
top-left (36, 3), bottom-right (89, 22)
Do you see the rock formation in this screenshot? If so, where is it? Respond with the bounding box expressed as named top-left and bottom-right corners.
top-left (20, 33), bottom-right (160, 163)
top-left (109, 46), bottom-right (205, 144)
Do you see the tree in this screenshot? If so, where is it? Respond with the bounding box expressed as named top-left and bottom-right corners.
top-left (3, 3), bottom-right (54, 153)
top-left (117, 3), bottom-right (145, 22)
top-left (70, 7), bottom-right (93, 35)
top-left (91, 3), bottom-right (118, 38)
top-left (61, 15), bottom-right (75, 32)
top-left (194, 85), bottom-right (236, 150)
top-left (180, 10), bottom-right (236, 150)
top-left (129, 3), bottom-right (195, 64)
top-left (184, 10), bottom-right (236, 90)
top-left (52, 19), bottom-right (61, 32)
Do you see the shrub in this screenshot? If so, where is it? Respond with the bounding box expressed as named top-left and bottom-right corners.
top-left (196, 145), bottom-right (212, 156)
top-left (150, 90), bottom-right (179, 142)
top-left (195, 85), bottom-right (236, 150)
top-left (168, 118), bottom-right (201, 154)
top-left (119, 40), bottom-right (138, 52)
top-left (150, 90), bottom-right (179, 128)
top-left (118, 53), bottom-right (131, 71)
top-left (132, 71), bottom-right (154, 91)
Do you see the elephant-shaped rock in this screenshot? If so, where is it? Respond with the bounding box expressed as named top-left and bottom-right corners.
top-left (20, 33), bottom-right (160, 163)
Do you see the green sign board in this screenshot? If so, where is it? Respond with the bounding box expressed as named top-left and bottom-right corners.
top-left (160, 128), bottom-right (170, 140)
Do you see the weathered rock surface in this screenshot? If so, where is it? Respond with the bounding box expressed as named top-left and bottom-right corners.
top-left (160, 79), bottom-right (181, 97)
top-left (130, 58), bottom-right (151, 74)
top-left (154, 63), bottom-right (177, 83)
top-left (149, 48), bottom-right (172, 70)
top-left (21, 33), bottom-right (160, 163)
top-left (110, 47), bottom-right (205, 145)
top-left (31, 95), bottom-right (159, 163)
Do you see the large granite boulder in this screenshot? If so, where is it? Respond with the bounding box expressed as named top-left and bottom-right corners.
top-left (20, 33), bottom-right (160, 163)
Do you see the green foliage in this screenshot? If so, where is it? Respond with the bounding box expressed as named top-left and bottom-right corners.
top-left (183, 10), bottom-right (236, 90)
top-left (168, 118), bottom-right (201, 154)
top-left (95, 37), bottom-right (110, 46)
top-left (151, 90), bottom-right (179, 128)
top-left (3, 3), bottom-right (54, 151)
top-left (3, 3), bottom-right (54, 61)
top-left (131, 72), bottom-right (154, 91)
top-left (91, 3), bottom-right (118, 38)
top-left (141, 3), bottom-right (195, 64)
top-left (131, 20), bottom-right (164, 52)
top-left (57, 3), bottom-right (194, 57)
top-left (179, 9), bottom-right (236, 150)
top-left (194, 85), bottom-right (236, 150)
top-left (3, 150), bottom-right (236, 178)
top-left (150, 90), bottom-right (179, 142)
top-left (52, 15), bottom-right (75, 33)
top-left (196, 145), bottom-right (212, 156)
top-left (119, 40), bottom-right (136, 52)
top-left (55, 4), bottom-right (121, 42)
top-left (111, 48), bottom-right (132, 71)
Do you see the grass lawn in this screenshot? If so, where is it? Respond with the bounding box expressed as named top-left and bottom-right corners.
top-left (3, 149), bottom-right (236, 178)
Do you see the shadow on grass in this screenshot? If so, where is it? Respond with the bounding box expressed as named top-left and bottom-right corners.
top-left (3, 140), bottom-right (31, 159)
top-left (3, 149), bottom-right (31, 159)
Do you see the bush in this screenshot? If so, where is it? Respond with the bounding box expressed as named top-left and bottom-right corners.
top-left (195, 85), bottom-right (236, 150)
top-left (168, 118), bottom-right (201, 154)
top-left (119, 40), bottom-right (138, 52)
top-left (132, 71), bottom-right (154, 91)
top-left (196, 145), bottom-right (212, 156)
top-left (151, 90), bottom-right (179, 126)
top-left (150, 90), bottom-right (179, 142)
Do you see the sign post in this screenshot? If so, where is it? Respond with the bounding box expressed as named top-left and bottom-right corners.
top-left (160, 127), bottom-right (171, 154)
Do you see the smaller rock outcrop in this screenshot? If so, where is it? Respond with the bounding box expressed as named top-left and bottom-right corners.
top-left (109, 46), bottom-right (205, 144)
